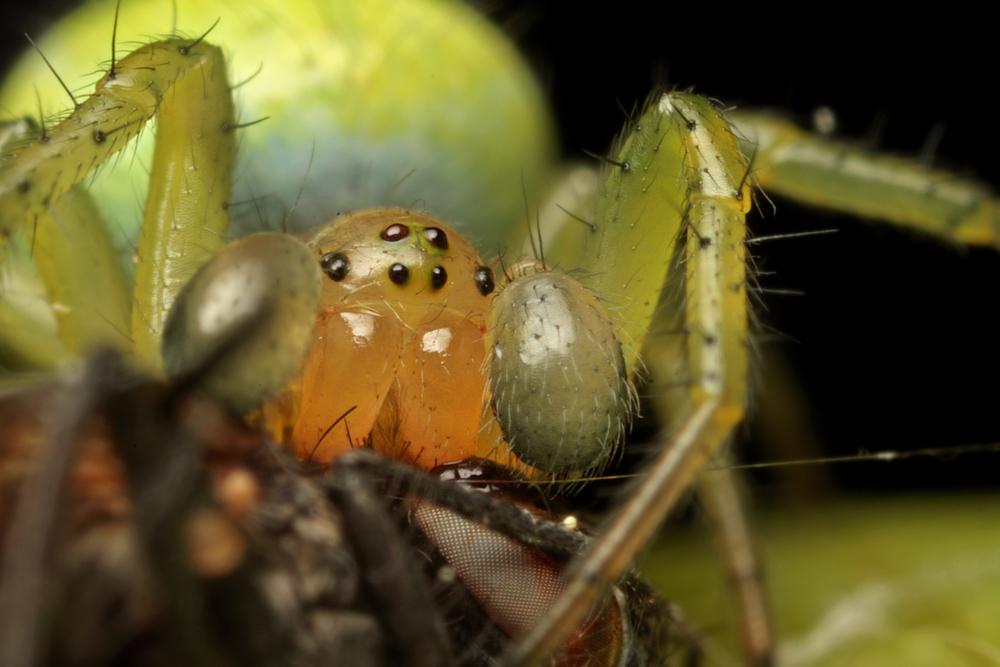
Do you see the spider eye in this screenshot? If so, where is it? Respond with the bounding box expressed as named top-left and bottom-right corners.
top-left (389, 263), bottom-right (410, 286)
top-left (320, 252), bottom-right (350, 281)
top-left (474, 266), bottom-right (495, 296)
top-left (424, 226), bottom-right (449, 249)
top-left (380, 223), bottom-right (409, 242)
top-left (430, 265), bottom-right (448, 290)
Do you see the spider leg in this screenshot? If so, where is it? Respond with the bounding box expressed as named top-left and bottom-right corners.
top-left (0, 36), bottom-right (237, 369)
top-left (696, 451), bottom-right (772, 666)
top-left (731, 111), bottom-right (1000, 248)
top-left (510, 92), bottom-right (768, 666)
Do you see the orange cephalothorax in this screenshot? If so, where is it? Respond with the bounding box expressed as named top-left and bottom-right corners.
top-left (273, 209), bottom-right (499, 468)
top-left (170, 207), bottom-right (630, 479)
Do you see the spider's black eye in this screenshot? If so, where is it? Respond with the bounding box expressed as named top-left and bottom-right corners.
top-left (474, 266), bottom-right (495, 296)
top-left (320, 252), bottom-right (351, 281)
top-left (430, 265), bottom-right (448, 290)
top-left (389, 263), bottom-right (410, 286)
top-left (424, 227), bottom-right (449, 250)
top-left (381, 224), bottom-right (410, 242)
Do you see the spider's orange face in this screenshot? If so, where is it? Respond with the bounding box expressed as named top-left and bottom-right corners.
top-left (268, 209), bottom-right (501, 469)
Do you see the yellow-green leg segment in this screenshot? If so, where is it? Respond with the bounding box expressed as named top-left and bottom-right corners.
top-left (0, 35), bottom-right (236, 371)
top-left (514, 92), bottom-right (762, 665)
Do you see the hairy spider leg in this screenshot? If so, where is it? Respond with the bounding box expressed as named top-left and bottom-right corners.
top-left (512, 93), bottom-right (765, 665)
top-left (0, 37), bottom-right (237, 370)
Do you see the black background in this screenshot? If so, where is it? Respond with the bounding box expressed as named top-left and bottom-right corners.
top-left (3, 1), bottom-right (998, 499)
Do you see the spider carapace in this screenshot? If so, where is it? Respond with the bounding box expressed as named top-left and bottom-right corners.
top-left (263, 209), bottom-right (502, 469)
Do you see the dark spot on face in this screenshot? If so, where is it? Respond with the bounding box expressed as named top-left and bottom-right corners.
top-left (320, 252), bottom-right (350, 281)
top-left (389, 263), bottom-right (410, 286)
top-left (474, 266), bottom-right (495, 296)
top-left (92, 129), bottom-right (106, 144)
top-left (381, 223), bottom-right (409, 242)
top-left (430, 265), bottom-right (447, 290)
top-left (424, 227), bottom-right (449, 250)
top-left (16, 181), bottom-right (29, 194)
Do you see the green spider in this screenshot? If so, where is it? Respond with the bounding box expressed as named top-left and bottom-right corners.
top-left (2, 1), bottom-right (1000, 665)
